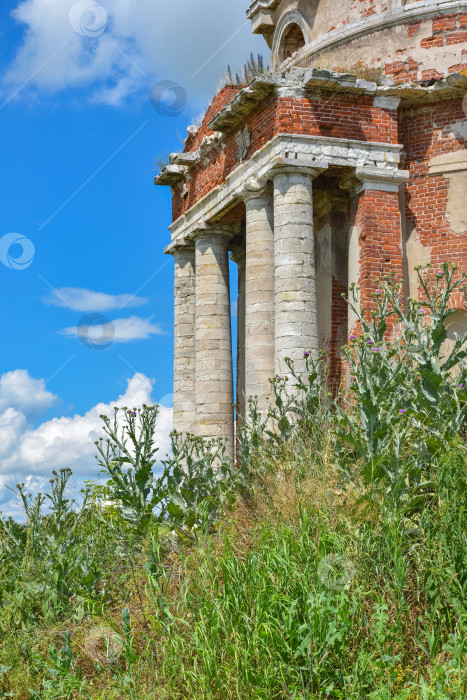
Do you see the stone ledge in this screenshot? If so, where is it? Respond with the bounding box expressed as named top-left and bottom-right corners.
top-left (246, 0), bottom-right (279, 21)
top-left (169, 132), bottom-right (223, 168)
top-left (376, 72), bottom-right (467, 104)
top-left (303, 68), bottom-right (377, 95)
top-left (356, 166), bottom-right (409, 184)
top-left (209, 68), bottom-right (381, 134)
top-left (159, 69), bottom-right (467, 186)
top-left (206, 67), bottom-right (467, 142)
top-left (154, 164), bottom-right (187, 187)
top-left (208, 74), bottom-right (277, 132)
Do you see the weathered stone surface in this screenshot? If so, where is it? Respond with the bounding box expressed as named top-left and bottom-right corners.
top-left (194, 230), bottom-right (234, 456)
top-left (170, 244), bottom-right (196, 435)
top-left (243, 184), bottom-right (275, 410)
top-left (273, 169), bottom-right (318, 378)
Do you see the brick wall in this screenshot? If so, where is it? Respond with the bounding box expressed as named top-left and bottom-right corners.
top-left (172, 90), bottom-right (398, 221)
top-left (349, 187), bottom-right (404, 316)
top-left (400, 96), bottom-right (467, 300)
top-left (330, 275), bottom-right (348, 389)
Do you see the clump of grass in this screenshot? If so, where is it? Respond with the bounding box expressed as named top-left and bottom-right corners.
top-left (153, 149), bottom-right (171, 173)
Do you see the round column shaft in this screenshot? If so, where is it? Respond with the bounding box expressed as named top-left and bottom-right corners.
top-left (273, 169), bottom-right (319, 378)
top-left (172, 244), bottom-right (196, 434)
top-left (194, 230), bottom-right (234, 455)
top-left (244, 186), bottom-right (275, 411)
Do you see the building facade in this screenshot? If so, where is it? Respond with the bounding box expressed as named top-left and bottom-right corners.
top-left (156, 0), bottom-right (467, 456)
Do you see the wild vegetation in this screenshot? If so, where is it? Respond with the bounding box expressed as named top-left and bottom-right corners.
top-left (224, 53), bottom-right (270, 88)
top-left (0, 264), bottom-right (466, 699)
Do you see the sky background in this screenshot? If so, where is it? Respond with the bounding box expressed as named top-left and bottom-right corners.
top-left (0, 0), bottom-right (268, 519)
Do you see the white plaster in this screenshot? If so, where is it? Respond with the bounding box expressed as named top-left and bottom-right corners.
top-left (269, 1), bottom-right (467, 73)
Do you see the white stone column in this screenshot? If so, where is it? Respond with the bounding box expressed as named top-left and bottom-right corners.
top-left (243, 182), bottom-right (275, 411)
top-left (170, 243), bottom-right (196, 435)
top-left (194, 228), bottom-right (234, 456)
top-left (272, 166), bottom-right (322, 378)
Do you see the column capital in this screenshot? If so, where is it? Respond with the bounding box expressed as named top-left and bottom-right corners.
top-left (267, 156), bottom-right (329, 181)
top-left (240, 177), bottom-right (271, 203)
top-left (165, 238), bottom-right (195, 257)
top-left (191, 223), bottom-right (236, 242)
top-left (343, 166), bottom-right (410, 195)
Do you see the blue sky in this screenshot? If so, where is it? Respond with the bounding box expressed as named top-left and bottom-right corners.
top-left (0, 0), bottom-right (267, 518)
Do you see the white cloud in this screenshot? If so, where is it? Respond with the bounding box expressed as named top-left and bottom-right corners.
top-left (0, 369), bottom-right (57, 419)
top-left (43, 287), bottom-right (148, 312)
top-left (61, 315), bottom-right (165, 343)
top-left (0, 371), bottom-right (173, 519)
top-left (2, 0), bottom-right (268, 106)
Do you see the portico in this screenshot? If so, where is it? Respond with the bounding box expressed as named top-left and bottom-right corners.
top-left (163, 125), bottom-right (407, 453)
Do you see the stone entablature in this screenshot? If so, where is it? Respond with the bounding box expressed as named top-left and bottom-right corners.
top-left (164, 137), bottom-right (405, 245)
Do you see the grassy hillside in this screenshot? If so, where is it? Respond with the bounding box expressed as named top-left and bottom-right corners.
top-left (1, 266), bottom-right (466, 699)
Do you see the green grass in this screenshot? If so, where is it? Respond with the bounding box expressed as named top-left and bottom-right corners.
top-left (1, 439), bottom-right (465, 698)
top-left (1, 265), bottom-right (466, 698)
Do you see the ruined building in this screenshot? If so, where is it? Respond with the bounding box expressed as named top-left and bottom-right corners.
top-left (155, 0), bottom-right (467, 456)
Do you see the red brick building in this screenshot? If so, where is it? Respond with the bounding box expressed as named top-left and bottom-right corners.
top-left (156, 0), bottom-right (467, 453)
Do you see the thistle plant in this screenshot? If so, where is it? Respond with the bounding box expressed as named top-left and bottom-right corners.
top-left (163, 432), bottom-right (239, 533)
top-left (387, 263), bottom-right (467, 447)
top-left (338, 263), bottom-right (467, 504)
top-left (95, 405), bottom-right (166, 531)
top-left (0, 470), bottom-right (100, 624)
top-left (1, 265), bottom-right (466, 699)
top-left (96, 405), bottom-right (242, 534)
top-left (0, 666), bottom-right (13, 699)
